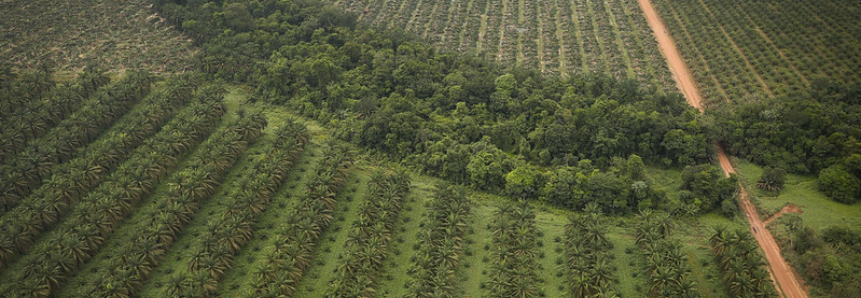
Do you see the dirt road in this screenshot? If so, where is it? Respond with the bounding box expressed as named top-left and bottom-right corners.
top-left (638, 0), bottom-right (808, 297)
top-left (636, 0), bottom-right (703, 112)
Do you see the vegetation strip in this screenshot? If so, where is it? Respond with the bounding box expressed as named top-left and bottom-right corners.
top-left (486, 202), bottom-right (539, 297)
top-left (565, 208), bottom-right (619, 297)
top-left (248, 143), bottom-right (353, 297)
top-left (0, 71), bottom-right (152, 213)
top-left (66, 114), bottom-right (297, 298)
top-left (0, 70), bottom-right (109, 163)
top-left (0, 87), bottom-right (227, 297)
top-left (405, 183), bottom-right (471, 298)
top-left (325, 170), bottom-right (411, 297)
top-left (0, 69), bottom-right (54, 121)
top-left (158, 132), bottom-right (320, 297)
top-left (634, 210), bottom-right (700, 297)
top-left (710, 227), bottom-right (777, 298)
top-left (0, 77), bottom-right (197, 268)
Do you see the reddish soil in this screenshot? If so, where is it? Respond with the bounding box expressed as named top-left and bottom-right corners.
top-left (764, 203), bottom-right (804, 225)
top-left (638, 0), bottom-right (808, 296)
top-left (636, 0), bottom-right (703, 112)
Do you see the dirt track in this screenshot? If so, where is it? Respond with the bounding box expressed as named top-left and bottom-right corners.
top-left (638, 0), bottom-right (807, 297)
top-left (764, 203), bottom-right (804, 225)
top-left (636, 0), bottom-right (703, 112)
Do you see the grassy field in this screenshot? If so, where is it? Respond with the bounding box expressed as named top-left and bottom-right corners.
top-left (0, 0), bottom-right (195, 74)
top-left (335, 0), bottom-right (675, 91)
top-left (735, 161), bottom-right (861, 229)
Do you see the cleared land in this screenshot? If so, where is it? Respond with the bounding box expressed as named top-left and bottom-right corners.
top-left (337, 0), bottom-right (675, 91)
top-left (0, 0), bottom-right (195, 73)
top-left (652, 0), bottom-right (861, 104)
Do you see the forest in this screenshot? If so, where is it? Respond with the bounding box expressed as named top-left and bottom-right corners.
top-left (148, 0), bottom-right (729, 215)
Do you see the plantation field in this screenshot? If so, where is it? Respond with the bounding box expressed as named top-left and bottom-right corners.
top-left (652, 0), bottom-right (861, 104)
top-left (0, 79), bottom-right (748, 297)
top-left (0, 0), bottom-right (195, 74)
top-left (336, 0), bottom-right (675, 91)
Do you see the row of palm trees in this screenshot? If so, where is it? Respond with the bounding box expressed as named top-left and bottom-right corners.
top-left (161, 125), bottom-right (318, 298)
top-left (67, 112), bottom-right (300, 298)
top-left (634, 210), bottom-right (699, 298)
top-left (249, 142), bottom-right (354, 297)
top-left (710, 227), bottom-right (776, 298)
top-left (0, 89), bottom-right (232, 297)
top-left (406, 183), bottom-right (471, 298)
top-left (0, 68), bottom-right (54, 121)
top-left (565, 206), bottom-right (618, 298)
top-left (488, 202), bottom-right (540, 298)
top-left (0, 86), bottom-right (228, 298)
top-left (0, 76), bottom-right (199, 268)
top-left (0, 70), bottom-right (154, 213)
top-left (326, 170), bottom-right (412, 298)
top-left (0, 69), bottom-right (110, 163)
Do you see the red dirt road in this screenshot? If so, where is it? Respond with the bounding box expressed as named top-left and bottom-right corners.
top-left (638, 0), bottom-right (808, 297)
top-left (636, 0), bottom-right (703, 112)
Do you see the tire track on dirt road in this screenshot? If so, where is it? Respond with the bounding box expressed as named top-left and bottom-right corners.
top-left (638, 0), bottom-right (808, 297)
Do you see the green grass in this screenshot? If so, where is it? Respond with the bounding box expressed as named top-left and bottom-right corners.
top-left (735, 160), bottom-right (861, 229)
top-left (458, 203), bottom-right (494, 298)
top-left (607, 229), bottom-right (645, 298)
top-left (534, 212), bottom-right (567, 298)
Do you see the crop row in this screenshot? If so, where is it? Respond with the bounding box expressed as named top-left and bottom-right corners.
top-left (0, 77), bottom-right (199, 268)
top-left (488, 202), bottom-right (539, 297)
top-left (160, 120), bottom-right (311, 298)
top-left (564, 210), bottom-right (617, 297)
top-left (0, 70), bottom-right (110, 162)
top-left (0, 69), bottom-right (54, 120)
top-left (710, 227), bottom-right (776, 298)
top-left (653, 0), bottom-right (861, 102)
top-left (0, 87), bottom-right (229, 297)
top-left (634, 210), bottom-right (699, 297)
top-left (68, 114), bottom-right (304, 298)
top-left (338, 0), bottom-right (674, 91)
top-left (249, 143), bottom-right (353, 297)
top-left (326, 170), bottom-right (411, 298)
top-left (0, 71), bottom-right (153, 213)
top-left (406, 183), bottom-right (471, 298)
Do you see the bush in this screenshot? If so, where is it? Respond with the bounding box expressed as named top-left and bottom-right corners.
top-left (756, 167), bottom-right (786, 192)
top-left (818, 165), bottom-right (861, 204)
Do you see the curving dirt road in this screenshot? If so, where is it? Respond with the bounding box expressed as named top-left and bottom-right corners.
top-left (638, 0), bottom-right (807, 297)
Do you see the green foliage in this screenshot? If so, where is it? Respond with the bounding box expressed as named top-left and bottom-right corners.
top-left (150, 0), bottom-right (709, 212)
top-left (756, 167), bottom-right (786, 192)
top-left (504, 166), bottom-right (541, 198)
top-left (709, 85), bottom-right (861, 175)
top-left (680, 164), bottom-right (738, 213)
top-left (780, 221), bottom-right (861, 298)
top-left (710, 227), bottom-right (776, 298)
top-left (818, 165), bottom-right (861, 204)
top-left (223, 3), bottom-right (255, 32)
